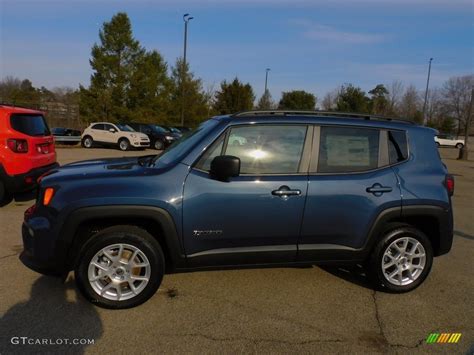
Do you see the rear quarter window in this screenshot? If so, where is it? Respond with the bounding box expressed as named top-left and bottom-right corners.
top-left (388, 130), bottom-right (408, 164)
top-left (10, 114), bottom-right (50, 137)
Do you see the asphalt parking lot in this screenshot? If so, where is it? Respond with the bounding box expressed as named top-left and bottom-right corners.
top-left (0, 147), bottom-right (473, 354)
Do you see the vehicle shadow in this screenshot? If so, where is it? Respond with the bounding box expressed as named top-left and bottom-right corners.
top-left (0, 276), bottom-right (102, 354)
top-left (318, 264), bottom-right (375, 290)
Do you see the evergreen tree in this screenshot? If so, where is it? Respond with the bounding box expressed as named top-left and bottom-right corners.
top-left (213, 78), bottom-right (255, 114)
top-left (128, 50), bottom-right (170, 123)
top-left (336, 84), bottom-right (370, 113)
top-left (278, 90), bottom-right (316, 110)
top-left (80, 12), bottom-right (145, 123)
top-left (256, 90), bottom-right (274, 110)
top-left (368, 84), bottom-right (389, 115)
top-left (168, 58), bottom-right (208, 127)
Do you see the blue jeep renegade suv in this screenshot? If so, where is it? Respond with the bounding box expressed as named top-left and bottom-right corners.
top-left (20, 111), bottom-right (454, 308)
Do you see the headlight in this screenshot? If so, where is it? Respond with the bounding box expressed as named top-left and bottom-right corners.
top-left (165, 136), bottom-right (174, 140)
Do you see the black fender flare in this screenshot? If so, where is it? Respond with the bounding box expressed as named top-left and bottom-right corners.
top-left (62, 205), bottom-right (186, 271)
top-left (362, 205), bottom-right (452, 258)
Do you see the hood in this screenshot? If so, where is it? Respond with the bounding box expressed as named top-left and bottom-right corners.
top-left (40, 156), bottom-right (154, 184)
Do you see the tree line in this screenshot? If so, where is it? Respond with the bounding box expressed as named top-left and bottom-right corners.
top-left (0, 12), bottom-right (472, 134)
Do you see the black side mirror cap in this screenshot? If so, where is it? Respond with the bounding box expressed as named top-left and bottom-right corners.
top-left (210, 155), bottom-right (241, 181)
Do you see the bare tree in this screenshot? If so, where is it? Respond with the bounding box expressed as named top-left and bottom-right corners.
top-left (399, 84), bottom-right (422, 122)
top-left (321, 88), bottom-right (339, 111)
top-left (442, 74), bottom-right (474, 137)
top-left (387, 80), bottom-right (404, 116)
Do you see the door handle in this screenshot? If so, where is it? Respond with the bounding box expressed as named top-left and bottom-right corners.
top-left (272, 186), bottom-right (302, 197)
top-left (366, 183), bottom-right (392, 195)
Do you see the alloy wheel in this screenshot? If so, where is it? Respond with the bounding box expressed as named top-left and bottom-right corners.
top-left (87, 243), bottom-right (151, 301)
top-left (381, 236), bottom-right (426, 286)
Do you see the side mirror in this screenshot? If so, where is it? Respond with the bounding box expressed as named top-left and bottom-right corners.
top-left (109, 128), bottom-right (116, 133)
top-left (210, 155), bottom-right (240, 181)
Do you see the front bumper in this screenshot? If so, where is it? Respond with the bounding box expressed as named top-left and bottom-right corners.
top-left (131, 140), bottom-right (150, 147)
top-left (20, 216), bottom-right (65, 277)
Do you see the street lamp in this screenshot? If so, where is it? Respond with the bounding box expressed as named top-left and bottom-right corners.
top-left (181, 13), bottom-right (194, 127)
top-left (422, 57), bottom-right (433, 124)
top-left (264, 68), bottom-right (271, 93)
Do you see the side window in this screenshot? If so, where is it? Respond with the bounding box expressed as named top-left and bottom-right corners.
top-left (104, 124), bottom-right (115, 132)
top-left (195, 135), bottom-right (225, 171)
top-left (388, 130), bottom-right (408, 164)
top-left (91, 124), bottom-right (104, 130)
top-left (225, 125), bottom-right (307, 174)
top-left (318, 126), bottom-right (379, 173)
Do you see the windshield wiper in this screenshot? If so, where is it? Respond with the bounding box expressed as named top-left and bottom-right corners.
top-left (137, 155), bottom-right (156, 167)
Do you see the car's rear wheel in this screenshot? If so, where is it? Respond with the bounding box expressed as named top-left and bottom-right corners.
top-left (368, 224), bottom-right (433, 293)
top-left (118, 138), bottom-right (130, 151)
top-left (75, 225), bottom-right (164, 309)
top-left (455, 143), bottom-right (464, 149)
top-left (82, 136), bottom-right (94, 148)
top-left (435, 142), bottom-right (440, 147)
top-left (154, 140), bottom-right (164, 150)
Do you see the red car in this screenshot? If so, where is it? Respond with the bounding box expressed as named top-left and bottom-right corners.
top-left (0, 105), bottom-right (58, 204)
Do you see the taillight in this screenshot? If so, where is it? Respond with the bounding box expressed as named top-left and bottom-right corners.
top-left (7, 139), bottom-right (28, 153)
top-left (445, 175), bottom-right (454, 196)
top-left (37, 143), bottom-right (50, 154)
top-left (43, 187), bottom-right (55, 206)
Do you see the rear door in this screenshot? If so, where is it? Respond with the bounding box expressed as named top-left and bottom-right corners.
top-left (89, 124), bottom-right (105, 142)
top-left (298, 125), bottom-right (401, 261)
top-left (183, 124), bottom-right (312, 266)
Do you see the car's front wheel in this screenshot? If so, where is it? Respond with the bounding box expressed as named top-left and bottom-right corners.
top-left (455, 143), bottom-right (464, 149)
top-left (154, 140), bottom-right (164, 150)
top-left (75, 225), bottom-right (165, 309)
top-left (368, 224), bottom-right (433, 293)
top-left (118, 138), bottom-right (130, 151)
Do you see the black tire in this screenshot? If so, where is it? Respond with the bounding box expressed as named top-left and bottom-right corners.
top-left (0, 179), bottom-right (13, 206)
top-left (455, 143), bottom-right (464, 149)
top-left (435, 142), bottom-right (440, 147)
top-left (82, 136), bottom-right (94, 148)
top-left (154, 140), bottom-right (164, 150)
top-left (367, 224), bottom-right (433, 293)
top-left (75, 225), bottom-right (165, 309)
top-left (118, 138), bottom-right (130, 151)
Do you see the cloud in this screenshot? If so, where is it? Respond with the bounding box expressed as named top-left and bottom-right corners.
top-left (291, 19), bottom-right (387, 44)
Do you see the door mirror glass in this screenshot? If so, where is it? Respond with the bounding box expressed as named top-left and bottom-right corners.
top-left (210, 155), bottom-right (240, 181)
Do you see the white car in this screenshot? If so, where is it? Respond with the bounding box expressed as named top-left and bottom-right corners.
top-left (434, 134), bottom-right (464, 149)
top-left (81, 122), bottom-right (150, 151)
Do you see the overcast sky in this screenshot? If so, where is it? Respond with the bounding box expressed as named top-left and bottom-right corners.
top-left (0, 0), bottom-right (472, 100)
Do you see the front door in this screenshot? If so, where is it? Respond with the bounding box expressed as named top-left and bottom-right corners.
top-left (183, 124), bottom-right (311, 267)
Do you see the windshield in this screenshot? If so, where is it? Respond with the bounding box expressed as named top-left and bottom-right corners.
top-left (116, 124), bottom-right (135, 132)
top-left (152, 125), bottom-right (169, 134)
top-left (169, 127), bottom-right (181, 134)
top-left (153, 119), bottom-right (219, 167)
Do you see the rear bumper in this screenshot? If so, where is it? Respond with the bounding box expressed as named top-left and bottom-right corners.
top-left (1, 163), bottom-right (59, 193)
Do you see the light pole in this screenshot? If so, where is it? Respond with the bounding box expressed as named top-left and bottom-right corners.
top-left (181, 13), bottom-right (193, 127)
top-left (264, 68), bottom-right (271, 93)
top-left (422, 57), bottom-right (433, 124)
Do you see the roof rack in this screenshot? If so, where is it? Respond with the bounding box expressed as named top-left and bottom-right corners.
top-left (231, 110), bottom-right (415, 125)
top-left (0, 102), bottom-right (43, 111)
